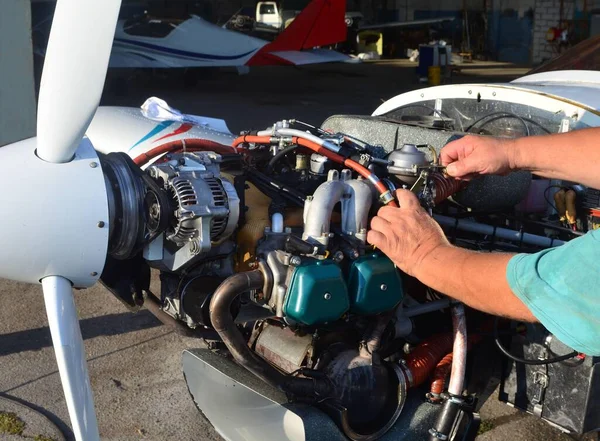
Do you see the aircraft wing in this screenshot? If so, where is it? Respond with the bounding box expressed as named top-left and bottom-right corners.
top-left (266, 48), bottom-right (356, 65)
top-left (359, 16), bottom-right (455, 31)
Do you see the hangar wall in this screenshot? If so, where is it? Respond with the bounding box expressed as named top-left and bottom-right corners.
top-left (0, 0), bottom-right (36, 146)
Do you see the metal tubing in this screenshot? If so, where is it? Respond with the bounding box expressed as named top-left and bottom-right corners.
top-left (342, 179), bottom-right (372, 243)
top-left (275, 128), bottom-right (342, 153)
top-left (434, 215), bottom-right (565, 247)
top-left (209, 271), bottom-right (331, 396)
top-left (209, 271), bottom-right (285, 388)
top-left (403, 298), bottom-right (452, 318)
top-left (448, 304), bottom-right (467, 396)
top-left (303, 179), bottom-right (346, 246)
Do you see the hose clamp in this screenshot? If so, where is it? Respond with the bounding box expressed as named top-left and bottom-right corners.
top-left (379, 190), bottom-right (395, 205)
top-left (428, 428), bottom-right (449, 440)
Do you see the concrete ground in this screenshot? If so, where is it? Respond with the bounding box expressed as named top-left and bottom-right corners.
top-left (1, 60), bottom-right (588, 441)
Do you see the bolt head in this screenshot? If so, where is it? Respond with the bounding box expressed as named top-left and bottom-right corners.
top-left (97, 221), bottom-right (105, 228)
top-left (89, 162), bottom-right (98, 168)
top-left (333, 251), bottom-right (344, 263)
top-left (380, 284), bottom-right (388, 291)
top-left (90, 272), bottom-right (98, 277)
top-left (324, 292), bottom-right (332, 300)
top-left (290, 256), bottom-right (302, 266)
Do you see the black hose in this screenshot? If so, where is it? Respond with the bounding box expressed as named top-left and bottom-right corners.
top-left (209, 271), bottom-right (331, 396)
top-left (266, 144), bottom-right (301, 174)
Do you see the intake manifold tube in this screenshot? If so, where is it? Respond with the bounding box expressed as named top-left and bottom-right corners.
top-left (209, 270), bottom-right (331, 397)
top-left (303, 170), bottom-right (372, 246)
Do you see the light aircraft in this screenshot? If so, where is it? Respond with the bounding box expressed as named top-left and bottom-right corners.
top-left (2, 0), bottom-right (600, 440)
top-left (109, 0), bottom-right (351, 69)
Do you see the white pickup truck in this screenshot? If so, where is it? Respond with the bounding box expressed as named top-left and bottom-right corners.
top-left (256, 1), bottom-right (363, 30)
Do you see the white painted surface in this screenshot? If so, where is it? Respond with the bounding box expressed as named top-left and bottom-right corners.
top-left (372, 81), bottom-right (600, 128)
top-left (86, 106), bottom-right (235, 158)
top-left (0, 137), bottom-right (109, 288)
top-left (43, 275), bottom-right (100, 441)
top-left (513, 70), bottom-right (600, 85)
top-left (37, 0), bottom-right (121, 163)
top-left (110, 16), bottom-right (266, 68)
top-left (0, 0), bottom-right (36, 146)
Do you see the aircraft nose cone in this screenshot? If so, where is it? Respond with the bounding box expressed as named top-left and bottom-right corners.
top-left (0, 137), bottom-right (110, 287)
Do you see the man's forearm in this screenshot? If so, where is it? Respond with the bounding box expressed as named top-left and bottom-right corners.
top-left (414, 245), bottom-right (536, 321)
top-left (509, 127), bottom-right (600, 188)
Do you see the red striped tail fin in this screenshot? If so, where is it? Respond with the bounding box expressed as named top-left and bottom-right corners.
top-left (248, 0), bottom-right (347, 65)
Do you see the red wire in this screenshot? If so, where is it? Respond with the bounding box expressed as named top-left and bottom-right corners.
top-left (133, 138), bottom-right (237, 167)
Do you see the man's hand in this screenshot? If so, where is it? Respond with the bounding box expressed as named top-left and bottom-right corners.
top-left (441, 135), bottom-right (516, 180)
top-left (367, 190), bottom-right (449, 277)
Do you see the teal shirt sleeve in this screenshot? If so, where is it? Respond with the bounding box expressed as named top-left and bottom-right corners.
top-left (506, 229), bottom-right (600, 356)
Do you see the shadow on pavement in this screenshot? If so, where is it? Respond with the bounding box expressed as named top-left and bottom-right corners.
top-left (0, 310), bottom-right (161, 357)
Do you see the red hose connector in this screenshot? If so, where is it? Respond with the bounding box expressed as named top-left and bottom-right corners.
top-left (427, 334), bottom-right (483, 402)
top-left (429, 353), bottom-right (454, 402)
top-left (133, 139), bottom-right (237, 167)
top-left (401, 333), bottom-right (455, 388)
top-left (431, 173), bottom-right (467, 204)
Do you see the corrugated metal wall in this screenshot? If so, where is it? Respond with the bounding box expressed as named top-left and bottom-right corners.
top-left (0, 0), bottom-right (36, 146)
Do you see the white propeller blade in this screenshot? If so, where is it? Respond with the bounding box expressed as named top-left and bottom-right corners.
top-left (0, 0), bottom-right (122, 438)
top-left (43, 276), bottom-right (100, 440)
top-left (37, 0), bottom-right (121, 163)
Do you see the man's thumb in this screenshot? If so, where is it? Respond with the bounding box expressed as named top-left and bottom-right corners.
top-left (446, 160), bottom-right (471, 177)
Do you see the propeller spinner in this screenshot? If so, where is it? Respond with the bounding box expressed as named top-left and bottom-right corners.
top-left (0, 0), bottom-right (122, 439)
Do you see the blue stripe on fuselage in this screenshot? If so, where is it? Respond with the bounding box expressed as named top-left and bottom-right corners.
top-left (129, 121), bottom-right (174, 151)
top-left (114, 38), bottom-right (257, 61)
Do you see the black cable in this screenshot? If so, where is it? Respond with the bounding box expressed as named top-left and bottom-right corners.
top-left (466, 112), bottom-right (530, 136)
top-left (478, 114), bottom-right (552, 134)
top-left (493, 317), bottom-right (579, 365)
top-left (392, 104), bottom-right (453, 121)
top-left (544, 184), bottom-right (565, 214)
top-left (291, 119), bottom-right (327, 135)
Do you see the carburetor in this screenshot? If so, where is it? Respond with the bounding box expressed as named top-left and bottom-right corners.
top-left (143, 152), bottom-right (240, 272)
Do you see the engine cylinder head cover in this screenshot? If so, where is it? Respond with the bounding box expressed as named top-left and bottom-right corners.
top-left (348, 254), bottom-right (403, 315)
top-left (283, 260), bottom-right (349, 326)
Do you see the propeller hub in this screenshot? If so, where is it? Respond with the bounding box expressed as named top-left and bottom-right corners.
top-left (0, 137), bottom-right (109, 287)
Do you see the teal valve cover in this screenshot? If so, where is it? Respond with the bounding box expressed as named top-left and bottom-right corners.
top-left (284, 260), bottom-right (349, 326)
top-left (348, 254), bottom-right (403, 315)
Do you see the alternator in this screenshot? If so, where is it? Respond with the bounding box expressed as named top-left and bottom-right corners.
top-left (144, 152), bottom-right (239, 271)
